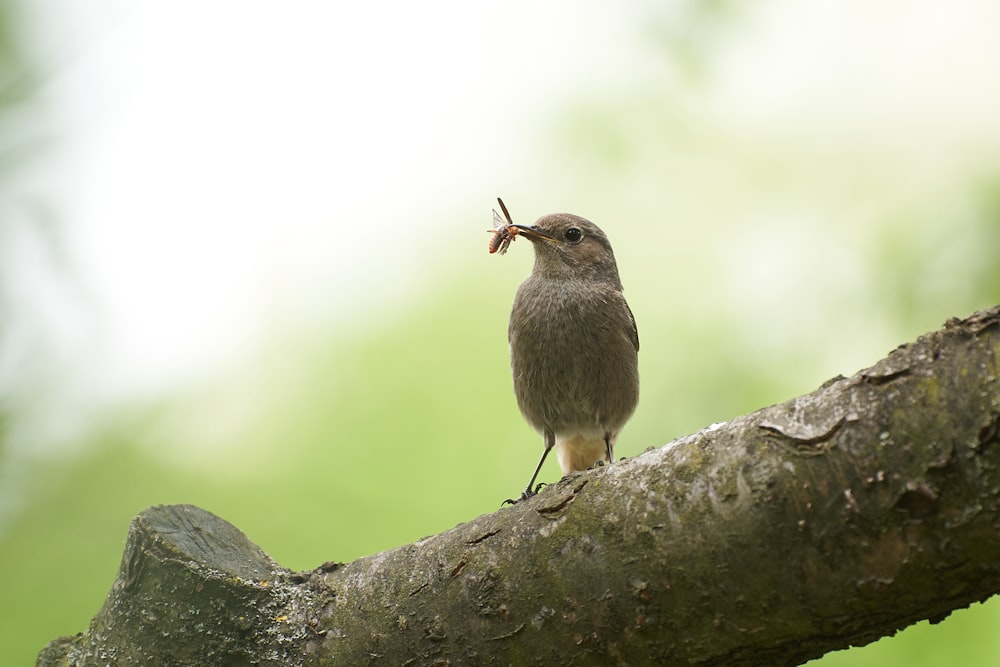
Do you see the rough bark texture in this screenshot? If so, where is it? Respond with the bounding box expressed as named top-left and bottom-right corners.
top-left (38, 305), bottom-right (1000, 666)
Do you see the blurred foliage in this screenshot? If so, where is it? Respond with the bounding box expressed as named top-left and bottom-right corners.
top-left (3, 1), bottom-right (1000, 665)
top-left (809, 598), bottom-right (1000, 667)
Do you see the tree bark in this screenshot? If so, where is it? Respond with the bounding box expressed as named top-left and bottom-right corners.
top-left (38, 305), bottom-right (1000, 667)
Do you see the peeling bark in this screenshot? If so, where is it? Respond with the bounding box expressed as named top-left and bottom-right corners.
top-left (38, 305), bottom-right (1000, 666)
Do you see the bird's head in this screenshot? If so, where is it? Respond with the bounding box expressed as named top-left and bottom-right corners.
top-left (513, 214), bottom-right (622, 285)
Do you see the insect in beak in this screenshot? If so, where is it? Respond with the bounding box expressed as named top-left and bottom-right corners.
top-left (488, 197), bottom-right (519, 255)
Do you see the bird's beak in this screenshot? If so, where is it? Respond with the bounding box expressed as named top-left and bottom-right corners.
top-left (512, 225), bottom-right (559, 243)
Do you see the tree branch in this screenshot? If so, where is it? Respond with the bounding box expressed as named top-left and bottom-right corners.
top-left (38, 305), bottom-right (1000, 666)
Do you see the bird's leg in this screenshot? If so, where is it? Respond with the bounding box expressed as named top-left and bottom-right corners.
top-left (604, 432), bottom-right (614, 466)
top-left (503, 430), bottom-right (554, 505)
top-left (523, 430), bottom-right (555, 496)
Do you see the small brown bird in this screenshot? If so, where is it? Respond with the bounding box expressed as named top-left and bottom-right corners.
top-left (502, 208), bottom-right (639, 501)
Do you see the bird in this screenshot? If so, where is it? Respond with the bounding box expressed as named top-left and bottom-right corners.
top-left (503, 210), bottom-right (639, 501)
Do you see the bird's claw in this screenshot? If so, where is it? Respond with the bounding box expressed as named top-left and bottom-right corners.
top-left (501, 482), bottom-right (547, 506)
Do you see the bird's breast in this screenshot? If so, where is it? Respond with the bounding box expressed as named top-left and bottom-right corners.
top-left (508, 278), bottom-right (639, 434)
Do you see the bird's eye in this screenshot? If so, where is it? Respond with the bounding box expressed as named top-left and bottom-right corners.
top-left (564, 227), bottom-right (583, 243)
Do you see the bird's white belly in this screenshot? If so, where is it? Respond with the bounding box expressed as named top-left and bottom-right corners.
top-left (555, 431), bottom-right (613, 475)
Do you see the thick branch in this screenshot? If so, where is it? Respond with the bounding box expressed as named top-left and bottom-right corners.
top-left (39, 306), bottom-right (1000, 666)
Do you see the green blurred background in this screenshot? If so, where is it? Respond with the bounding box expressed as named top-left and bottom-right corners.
top-left (3, 1), bottom-right (1000, 665)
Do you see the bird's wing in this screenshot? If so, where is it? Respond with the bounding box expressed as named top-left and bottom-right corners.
top-left (624, 297), bottom-right (639, 352)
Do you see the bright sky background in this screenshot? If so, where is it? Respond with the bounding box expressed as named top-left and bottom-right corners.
top-left (19, 2), bottom-right (654, 413)
top-left (43, 2), bottom-right (643, 382)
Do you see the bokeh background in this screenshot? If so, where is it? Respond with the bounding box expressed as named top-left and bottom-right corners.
top-left (3, 1), bottom-right (1000, 664)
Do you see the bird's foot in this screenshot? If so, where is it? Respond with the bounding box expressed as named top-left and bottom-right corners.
top-left (501, 482), bottom-right (547, 506)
